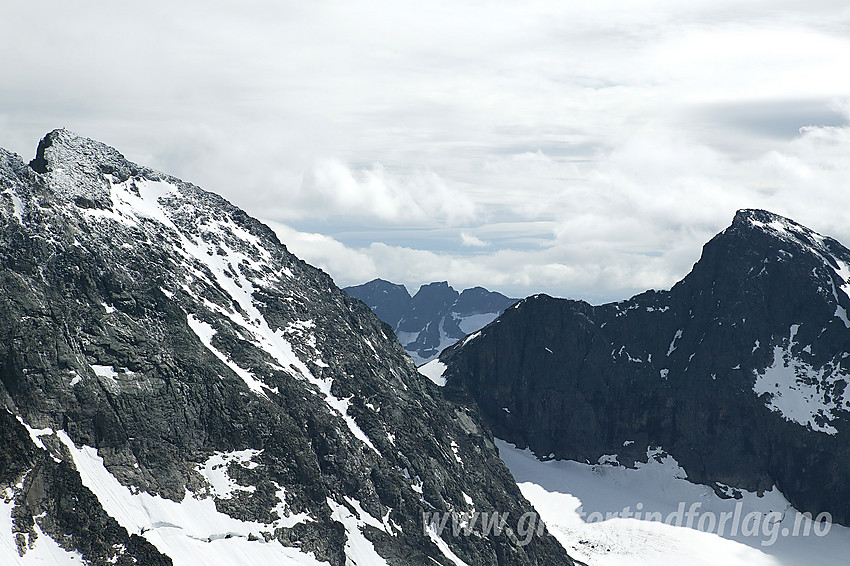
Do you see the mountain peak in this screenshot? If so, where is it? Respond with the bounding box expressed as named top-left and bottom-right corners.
top-left (416, 280), bottom-right (454, 293)
top-left (442, 208), bottom-right (850, 529)
top-left (733, 207), bottom-right (792, 225)
top-left (29, 129), bottom-right (152, 208)
top-left (725, 209), bottom-right (850, 275)
top-left (363, 278), bottom-right (408, 292)
top-left (730, 208), bottom-right (833, 251)
top-left (733, 208), bottom-right (809, 235)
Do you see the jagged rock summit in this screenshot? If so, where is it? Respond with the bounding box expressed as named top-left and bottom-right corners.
top-left (0, 130), bottom-right (574, 565)
top-left (441, 208), bottom-right (850, 526)
top-left (345, 280), bottom-right (516, 365)
top-left (344, 279), bottom-right (412, 332)
top-left (29, 128), bottom-right (143, 208)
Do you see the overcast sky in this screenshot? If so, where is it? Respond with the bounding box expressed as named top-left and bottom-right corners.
top-left (3, 1), bottom-right (850, 302)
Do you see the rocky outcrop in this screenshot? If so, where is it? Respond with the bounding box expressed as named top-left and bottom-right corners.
top-left (0, 130), bottom-right (574, 565)
top-left (442, 209), bottom-right (850, 526)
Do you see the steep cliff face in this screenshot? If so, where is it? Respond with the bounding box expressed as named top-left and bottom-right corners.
top-left (442, 209), bottom-right (850, 525)
top-left (0, 130), bottom-right (574, 565)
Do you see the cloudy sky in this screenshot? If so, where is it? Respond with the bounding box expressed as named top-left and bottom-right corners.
top-left (3, 1), bottom-right (850, 303)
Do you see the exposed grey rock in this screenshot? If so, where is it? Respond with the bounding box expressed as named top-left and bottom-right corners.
top-left (0, 130), bottom-right (574, 565)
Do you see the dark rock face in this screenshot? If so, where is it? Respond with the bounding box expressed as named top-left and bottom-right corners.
top-left (343, 279), bottom-right (411, 329)
top-left (346, 280), bottom-right (516, 365)
top-left (0, 130), bottom-right (574, 565)
top-left (442, 209), bottom-right (850, 526)
top-left (453, 288), bottom-right (517, 318)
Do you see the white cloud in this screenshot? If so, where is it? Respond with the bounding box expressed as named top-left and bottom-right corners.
top-left (264, 221), bottom-right (378, 284)
top-left (294, 160), bottom-right (476, 225)
top-left (460, 232), bottom-right (489, 248)
top-left (264, 118), bottom-right (850, 303)
top-left (3, 1), bottom-right (850, 302)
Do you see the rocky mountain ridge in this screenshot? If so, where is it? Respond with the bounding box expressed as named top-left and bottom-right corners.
top-left (441, 209), bottom-right (850, 526)
top-left (0, 129), bottom-right (574, 565)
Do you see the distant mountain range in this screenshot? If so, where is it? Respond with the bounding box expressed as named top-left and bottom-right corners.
top-left (344, 280), bottom-right (516, 365)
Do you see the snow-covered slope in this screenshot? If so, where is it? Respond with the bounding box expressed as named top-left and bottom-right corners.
top-left (0, 130), bottom-right (573, 565)
top-left (497, 439), bottom-right (850, 566)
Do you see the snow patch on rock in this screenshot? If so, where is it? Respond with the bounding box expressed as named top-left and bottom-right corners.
top-left (418, 360), bottom-right (448, 386)
top-left (55, 431), bottom-right (325, 566)
top-left (753, 325), bottom-right (848, 435)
